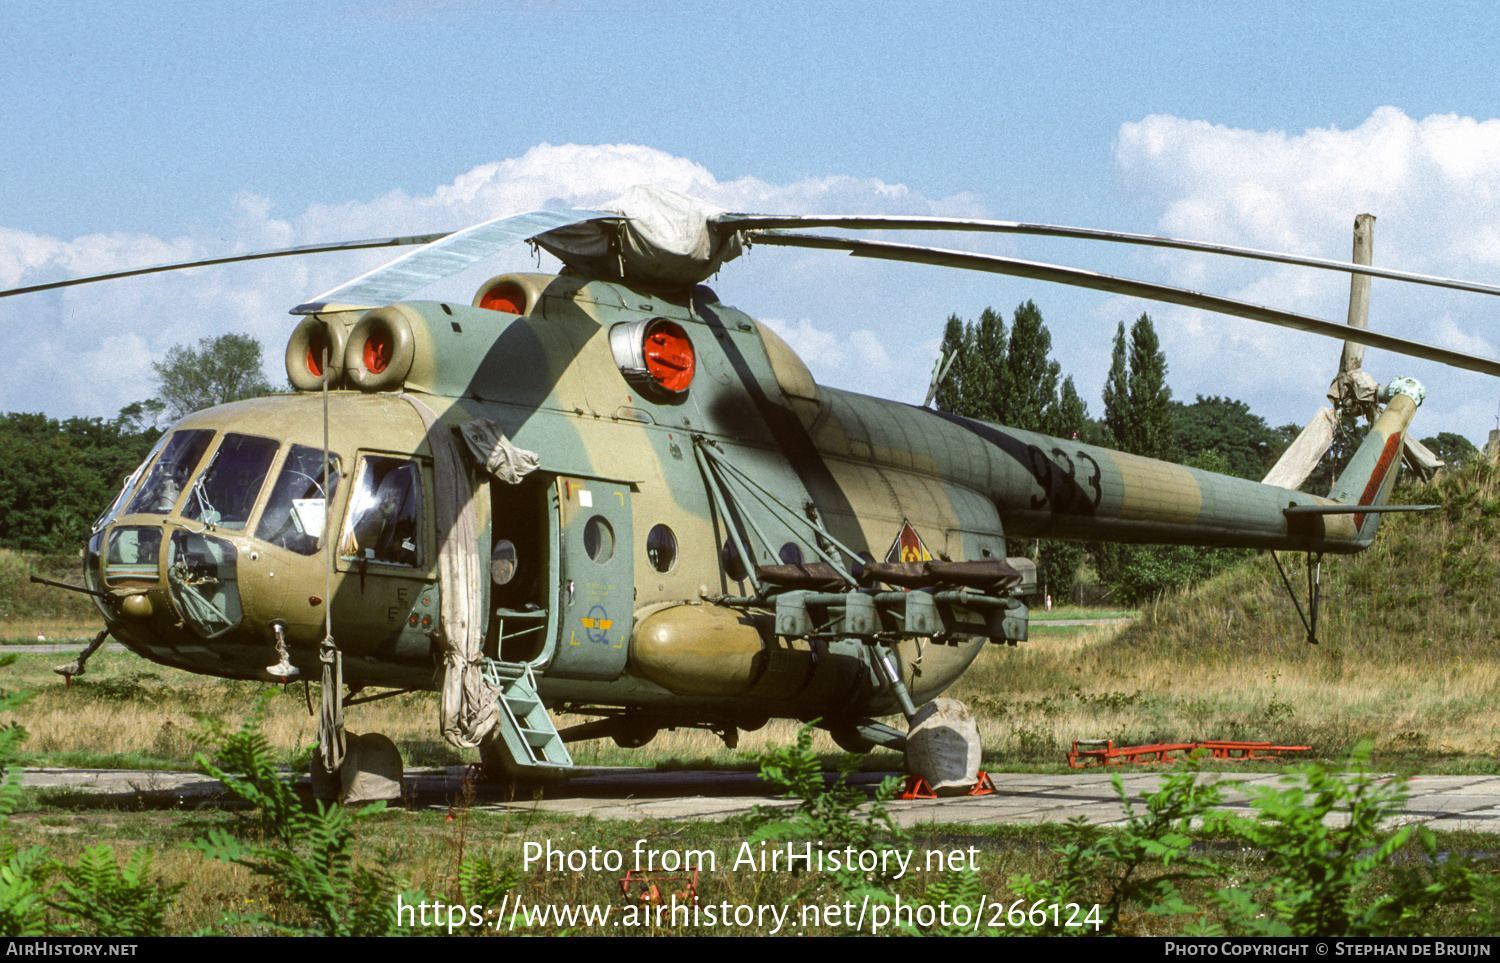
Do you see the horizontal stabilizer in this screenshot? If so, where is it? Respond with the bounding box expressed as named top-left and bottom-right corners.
top-left (1283, 504), bottom-right (1436, 516)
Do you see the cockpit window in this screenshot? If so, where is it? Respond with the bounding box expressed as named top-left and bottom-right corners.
top-left (104, 526), bottom-right (163, 584)
top-left (255, 445), bottom-right (342, 555)
top-left (166, 529), bottom-right (243, 638)
top-left (94, 431), bottom-right (172, 533)
top-left (125, 429), bottom-right (215, 516)
top-left (181, 434), bottom-right (280, 531)
top-left (340, 456), bottom-right (423, 568)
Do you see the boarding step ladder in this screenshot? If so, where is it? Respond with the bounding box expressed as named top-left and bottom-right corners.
top-left (481, 659), bottom-right (573, 771)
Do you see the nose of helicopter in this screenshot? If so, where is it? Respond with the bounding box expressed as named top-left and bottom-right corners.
top-left (78, 403), bottom-right (339, 679)
top-left (78, 393), bottom-right (447, 685)
top-left (86, 519), bottom-right (254, 660)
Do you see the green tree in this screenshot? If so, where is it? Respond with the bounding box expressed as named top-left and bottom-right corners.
top-left (1101, 323), bottom-right (1129, 447)
top-left (153, 333), bottom-right (275, 421)
top-left (1103, 314), bottom-right (1175, 457)
top-left (1096, 316), bottom-right (1254, 602)
top-left (1173, 396), bottom-right (1280, 481)
top-left (0, 333), bottom-right (272, 554)
top-left (932, 315), bottom-right (969, 416)
top-left (1048, 376), bottom-right (1090, 440)
top-left (934, 302), bottom-right (1087, 600)
top-left (967, 307), bottom-right (1008, 422)
top-left (1003, 300), bottom-right (1060, 430)
top-left (0, 409), bottom-right (162, 553)
top-left (1421, 431), bottom-right (1479, 471)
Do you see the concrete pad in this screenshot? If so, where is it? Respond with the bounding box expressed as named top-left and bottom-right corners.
top-left (20, 766), bottom-right (1500, 833)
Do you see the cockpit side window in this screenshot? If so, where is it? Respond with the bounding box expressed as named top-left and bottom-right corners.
top-left (181, 434), bottom-right (280, 531)
top-left (255, 445), bottom-right (343, 555)
top-left (94, 430), bottom-right (172, 532)
top-left (339, 455), bottom-right (423, 568)
top-left (124, 429), bottom-right (215, 516)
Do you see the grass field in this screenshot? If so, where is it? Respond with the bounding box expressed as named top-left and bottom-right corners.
top-left (4, 464), bottom-right (1500, 935)
top-left (5, 463), bottom-right (1500, 774)
top-left (2, 605), bottom-right (1497, 776)
top-left (2, 791), bottom-right (1490, 936)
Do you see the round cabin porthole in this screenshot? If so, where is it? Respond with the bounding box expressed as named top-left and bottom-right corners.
top-left (647, 524), bottom-right (677, 573)
top-left (721, 538), bottom-right (747, 582)
top-left (584, 516), bottom-right (615, 564)
top-left (491, 539), bottom-right (518, 585)
top-left (779, 543), bottom-right (804, 565)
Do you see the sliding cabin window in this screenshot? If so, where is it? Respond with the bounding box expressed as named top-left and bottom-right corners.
top-left (339, 455), bottom-right (424, 569)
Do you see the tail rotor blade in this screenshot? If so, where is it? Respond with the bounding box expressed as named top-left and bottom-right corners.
top-left (1263, 407), bottom-right (1338, 490)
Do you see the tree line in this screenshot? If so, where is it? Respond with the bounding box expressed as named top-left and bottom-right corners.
top-left (0, 334), bottom-right (274, 554)
top-left (935, 303), bottom-right (1480, 604)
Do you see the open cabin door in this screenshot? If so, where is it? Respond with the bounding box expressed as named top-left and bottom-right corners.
top-left (488, 471), bottom-right (552, 665)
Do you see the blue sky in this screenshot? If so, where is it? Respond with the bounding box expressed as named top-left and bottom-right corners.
top-left (4, 0), bottom-right (1500, 448)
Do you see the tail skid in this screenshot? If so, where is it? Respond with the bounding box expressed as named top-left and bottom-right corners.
top-left (1272, 378), bottom-right (1433, 644)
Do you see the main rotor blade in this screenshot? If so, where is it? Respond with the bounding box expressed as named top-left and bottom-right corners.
top-left (0, 234), bottom-right (452, 301)
top-left (724, 215), bottom-right (1500, 298)
top-left (291, 209), bottom-right (622, 314)
top-left (751, 231), bottom-right (1500, 378)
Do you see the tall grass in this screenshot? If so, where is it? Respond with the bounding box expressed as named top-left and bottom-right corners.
top-left (950, 462), bottom-right (1500, 766)
top-left (0, 650), bottom-right (878, 772)
top-left (0, 549), bottom-right (101, 641)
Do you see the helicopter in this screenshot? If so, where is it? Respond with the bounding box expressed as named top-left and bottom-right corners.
top-left (8, 185), bottom-right (1499, 798)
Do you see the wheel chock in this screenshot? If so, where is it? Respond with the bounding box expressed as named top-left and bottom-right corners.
top-left (901, 771), bottom-right (995, 800)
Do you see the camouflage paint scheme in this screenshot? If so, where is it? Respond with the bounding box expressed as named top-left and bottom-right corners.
top-left (82, 271), bottom-right (1418, 742)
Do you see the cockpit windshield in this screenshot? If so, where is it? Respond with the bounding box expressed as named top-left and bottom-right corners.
top-left (93, 430), bottom-right (171, 532)
top-left (125, 429), bottom-right (215, 516)
top-left (181, 433), bottom-right (279, 530)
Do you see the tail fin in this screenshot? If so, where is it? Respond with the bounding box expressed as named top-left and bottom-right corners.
top-left (1325, 378), bottom-right (1424, 543)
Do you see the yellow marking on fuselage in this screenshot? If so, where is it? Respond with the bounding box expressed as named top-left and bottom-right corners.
top-left (1110, 453), bottom-right (1202, 524)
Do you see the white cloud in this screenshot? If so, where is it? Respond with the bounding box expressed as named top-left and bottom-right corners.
top-left (25, 123), bottom-right (1492, 441)
top-left (760, 317), bottom-right (850, 368)
top-left (1434, 315), bottom-right (1496, 359)
top-left (0, 228), bottom-right (65, 288)
top-left (1116, 107), bottom-right (1500, 271)
top-left (292, 143), bottom-right (988, 242)
top-left (0, 143), bottom-right (978, 418)
top-left (1112, 107), bottom-right (1500, 441)
top-left (758, 315), bottom-right (932, 403)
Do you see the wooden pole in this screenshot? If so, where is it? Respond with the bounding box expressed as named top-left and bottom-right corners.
top-left (1340, 214), bottom-right (1375, 374)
